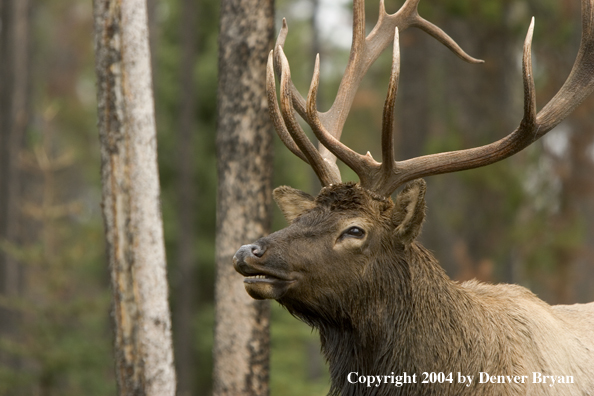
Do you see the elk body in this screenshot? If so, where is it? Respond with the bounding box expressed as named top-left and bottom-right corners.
top-left (233, 0), bottom-right (594, 395)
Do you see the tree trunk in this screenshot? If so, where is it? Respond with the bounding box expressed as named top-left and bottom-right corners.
top-left (92, 1), bottom-right (176, 395)
top-left (0, 0), bottom-right (30, 368)
top-left (145, 0), bottom-right (159, 76)
top-left (213, 0), bottom-right (275, 395)
top-left (174, 0), bottom-right (198, 394)
top-left (0, 0), bottom-right (29, 298)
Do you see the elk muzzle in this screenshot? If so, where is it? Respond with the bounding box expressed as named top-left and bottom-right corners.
top-left (233, 243), bottom-right (295, 300)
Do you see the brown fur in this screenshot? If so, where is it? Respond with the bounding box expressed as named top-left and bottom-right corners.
top-left (233, 181), bottom-right (594, 395)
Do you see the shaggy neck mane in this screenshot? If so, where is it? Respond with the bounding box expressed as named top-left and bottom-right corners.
top-left (297, 243), bottom-right (495, 396)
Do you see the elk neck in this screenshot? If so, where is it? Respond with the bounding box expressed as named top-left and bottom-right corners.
top-left (313, 242), bottom-right (492, 394)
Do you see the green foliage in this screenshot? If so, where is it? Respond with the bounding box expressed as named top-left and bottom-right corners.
top-left (419, 0), bottom-right (505, 25)
top-left (193, 304), bottom-right (216, 393)
top-left (270, 304), bottom-right (330, 396)
top-left (0, 1), bottom-right (115, 394)
top-left (0, 174), bottom-right (114, 396)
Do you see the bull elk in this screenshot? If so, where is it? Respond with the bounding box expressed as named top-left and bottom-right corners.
top-left (233, 0), bottom-right (594, 394)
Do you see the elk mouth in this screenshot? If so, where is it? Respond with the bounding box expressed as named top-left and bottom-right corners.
top-left (244, 273), bottom-right (285, 283)
top-left (240, 271), bottom-right (295, 300)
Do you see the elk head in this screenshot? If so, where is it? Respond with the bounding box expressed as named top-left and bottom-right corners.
top-left (234, 0), bottom-right (594, 320)
top-left (234, 180), bottom-right (426, 325)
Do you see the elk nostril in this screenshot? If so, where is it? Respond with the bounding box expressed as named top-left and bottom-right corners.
top-left (234, 244), bottom-right (265, 263)
top-left (251, 245), bottom-right (266, 258)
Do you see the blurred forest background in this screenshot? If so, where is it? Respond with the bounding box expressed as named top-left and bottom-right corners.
top-left (1, 0), bottom-right (594, 395)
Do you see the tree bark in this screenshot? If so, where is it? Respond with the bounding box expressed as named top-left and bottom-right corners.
top-left (0, 0), bottom-right (30, 369)
top-left (92, 1), bottom-right (176, 395)
top-left (0, 0), bottom-right (29, 299)
top-left (213, 0), bottom-right (275, 395)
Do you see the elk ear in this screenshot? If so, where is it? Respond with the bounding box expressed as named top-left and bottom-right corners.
top-left (273, 186), bottom-right (316, 223)
top-left (392, 179), bottom-right (427, 244)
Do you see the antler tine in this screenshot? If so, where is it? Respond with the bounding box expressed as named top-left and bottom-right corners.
top-left (521, 19), bottom-right (538, 128)
top-left (266, 51), bottom-right (309, 164)
top-left (277, 47), bottom-right (341, 186)
top-left (411, 17), bottom-right (484, 65)
top-left (380, 27), bottom-right (401, 176)
top-left (273, 19), bottom-right (308, 120)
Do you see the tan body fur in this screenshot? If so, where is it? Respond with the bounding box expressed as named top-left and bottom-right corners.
top-left (400, 262), bottom-right (594, 395)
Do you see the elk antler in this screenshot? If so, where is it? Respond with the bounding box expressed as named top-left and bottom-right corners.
top-left (268, 0), bottom-right (594, 198)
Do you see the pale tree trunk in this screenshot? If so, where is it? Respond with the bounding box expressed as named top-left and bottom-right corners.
top-left (92, 1), bottom-right (176, 395)
top-left (0, 0), bottom-right (30, 367)
top-left (213, 0), bottom-right (275, 395)
top-left (174, 0), bottom-right (198, 394)
top-left (145, 0), bottom-right (158, 76)
top-left (0, 0), bottom-right (29, 298)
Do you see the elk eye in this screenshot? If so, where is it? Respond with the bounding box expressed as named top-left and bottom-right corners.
top-left (342, 226), bottom-right (365, 239)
